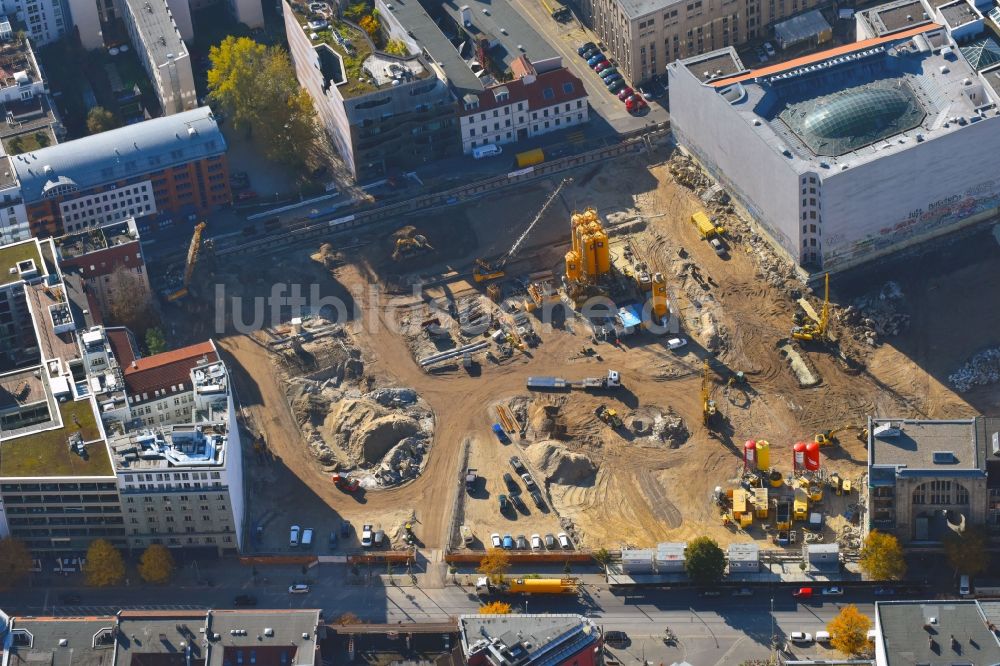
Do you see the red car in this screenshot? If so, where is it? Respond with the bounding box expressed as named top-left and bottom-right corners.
top-left (792, 587), bottom-right (814, 599)
top-left (625, 96), bottom-right (647, 113)
top-left (591, 59), bottom-right (609, 70)
top-left (617, 86), bottom-right (634, 101)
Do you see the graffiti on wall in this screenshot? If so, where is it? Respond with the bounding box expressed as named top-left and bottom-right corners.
top-left (824, 178), bottom-right (1000, 268)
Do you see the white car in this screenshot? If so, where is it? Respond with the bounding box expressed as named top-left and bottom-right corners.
top-left (531, 533), bottom-right (542, 550)
top-left (288, 583), bottom-right (310, 594)
top-left (667, 337), bottom-right (687, 350)
top-left (361, 523), bottom-right (374, 548)
top-left (822, 586), bottom-right (844, 596)
top-left (557, 532), bottom-right (572, 549)
top-left (763, 41), bottom-right (775, 56)
top-left (789, 632), bottom-right (813, 643)
top-left (490, 533), bottom-right (502, 548)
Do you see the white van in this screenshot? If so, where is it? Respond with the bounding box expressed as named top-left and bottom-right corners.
top-left (960, 575), bottom-right (971, 596)
top-left (472, 144), bottom-right (503, 159)
top-left (301, 528), bottom-right (314, 548)
top-left (289, 524), bottom-right (301, 547)
top-left (814, 631), bottom-right (831, 643)
top-left (461, 525), bottom-right (474, 546)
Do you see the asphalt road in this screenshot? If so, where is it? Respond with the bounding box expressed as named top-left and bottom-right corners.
top-left (10, 563), bottom-right (891, 665)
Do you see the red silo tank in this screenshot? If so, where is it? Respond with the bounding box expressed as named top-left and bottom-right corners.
top-left (805, 441), bottom-right (821, 471)
top-left (793, 441), bottom-right (807, 469)
top-left (744, 440), bottom-right (757, 468)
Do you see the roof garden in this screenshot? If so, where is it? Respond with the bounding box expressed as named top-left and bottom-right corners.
top-left (291, 0), bottom-right (428, 98)
top-left (0, 399), bottom-right (112, 477)
top-left (0, 239), bottom-right (44, 288)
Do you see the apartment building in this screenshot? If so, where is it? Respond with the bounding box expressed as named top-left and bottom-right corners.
top-left (591, 0), bottom-right (826, 83)
top-left (458, 56), bottom-right (588, 154)
top-left (0, 0), bottom-right (69, 46)
top-left (119, 0), bottom-right (197, 115)
top-left (0, 158), bottom-right (27, 249)
top-left (10, 107), bottom-right (230, 238)
top-left (0, 238), bottom-right (126, 555)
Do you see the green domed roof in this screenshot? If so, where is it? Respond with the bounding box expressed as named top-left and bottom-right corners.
top-left (803, 88), bottom-right (912, 139)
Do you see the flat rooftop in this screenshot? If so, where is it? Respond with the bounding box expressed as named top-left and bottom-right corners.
top-left (110, 423), bottom-right (230, 471)
top-left (0, 368), bottom-right (45, 410)
top-left (983, 62), bottom-right (1000, 102)
top-left (876, 600), bottom-right (1000, 665)
top-left (207, 610), bottom-right (320, 666)
top-left (863, 0), bottom-right (930, 34)
top-left (940, 0), bottom-right (979, 27)
top-left (426, 0), bottom-right (559, 69)
top-left (682, 48), bottom-right (745, 82)
top-left (691, 26), bottom-right (996, 171)
top-left (0, 398), bottom-right (112, 477)
top-left (26, 281), bottom-right (79, 363)
top-left (57, 219), bottom-right (139, 259)
top-left (116, 612), bottom-right (207, 666)
top-left (123, 0), bottom-right (187, 65)
top-left (0, 154), bottom-right (17, 188)
top-left (7, 617), bottom-right (118, 666)
top-left (0, 238), bottom-right (44, 288)
top-left (869, 418), bottom-right (988, 473)
top-left (614, 0), bottom-right (681, 21)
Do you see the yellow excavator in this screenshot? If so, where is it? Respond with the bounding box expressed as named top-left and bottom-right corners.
top-left (166, 222), bottom-right (206, 302)
top-left (702, 359), bottom-right (717, 426)
top-left (392, 234), bottom-right (433, 261)
top-left (815, 425), bottom-right (869, 446)
top-left (791, 273), bottom-right (829, 341)
top-left (473, 178), bottom-right (570, 282)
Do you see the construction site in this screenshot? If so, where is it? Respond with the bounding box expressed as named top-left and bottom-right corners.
top-left (162, 144), bottom-right (993, 558)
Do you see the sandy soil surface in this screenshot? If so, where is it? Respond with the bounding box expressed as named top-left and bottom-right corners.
top-left (197, 149), bottom-right (986, 553)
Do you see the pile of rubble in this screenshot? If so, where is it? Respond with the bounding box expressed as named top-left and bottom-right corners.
top-left (949, 347), bottom-right (1000, 392)
top-left (840, 281), bottom-right (910, 346)
top-left (667, 153), bottom-right (712, 191)
top-left (837, 525), bottom-right (862, 550)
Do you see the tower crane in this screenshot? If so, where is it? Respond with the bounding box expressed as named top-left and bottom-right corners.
top-left (473, 178), bottom-right (571, 282)
top-left (791, 273), bottom-right (829, 341)
top-left (166, 221), bottom-right (206, 302)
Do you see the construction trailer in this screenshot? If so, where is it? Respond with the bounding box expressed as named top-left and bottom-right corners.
top-left (728, 543), bottom-right (760, 573)
top-left (621, 549), bottom-right (656, 575)
top-left (655, 542), bottom-right (686, 572)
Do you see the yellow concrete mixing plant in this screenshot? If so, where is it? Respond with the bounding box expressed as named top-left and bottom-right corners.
top-left (564, 207), bottom-right (611, 286)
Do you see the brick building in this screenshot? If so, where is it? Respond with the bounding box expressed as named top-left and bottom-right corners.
top-left (10, 107), bottom-right (230, 238)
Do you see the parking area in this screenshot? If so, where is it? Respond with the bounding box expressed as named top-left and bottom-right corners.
top-left (504, 0), bottom-right (668, 131)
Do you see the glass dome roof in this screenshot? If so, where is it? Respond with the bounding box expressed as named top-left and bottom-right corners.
top-left (803, 88), bottom-right (912, 139)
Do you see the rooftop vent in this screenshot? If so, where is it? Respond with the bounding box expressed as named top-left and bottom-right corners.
top-left (264, 629), bottom-right (274, 637)
top-left (932, 451), bottom-right (957, 464)
top-left (301, 633), bottom-right (309, 640)
top-left (59, 639), bottom-right (68, 647)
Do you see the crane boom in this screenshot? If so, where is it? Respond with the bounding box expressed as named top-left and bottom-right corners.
top-left (473, 178), bottom-right (570, 282)
top-left (166, 222), bottom-right (206, 302)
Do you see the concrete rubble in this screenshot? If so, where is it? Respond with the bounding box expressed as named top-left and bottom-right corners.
top-left (949, 347), bottom-right (1000, 392)
top-left (840, 281), bottom-right (910, 346)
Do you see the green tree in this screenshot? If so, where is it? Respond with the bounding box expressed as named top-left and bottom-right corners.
top-left (827, 604), bottom-right (872, 657)
top-left (859, 530), bottom-right (906, 581)
top-left (685, 536), bottom-right (726, 585)
top-left (83, 539), bottom-right (125, 587)
top-left (145, 327), bottom-right (167, 355)
top-left (87, 106), bottom-right (119, 134)
top-left (208, 37), bottom-right (319, 169)
top-left (384, 39), bottom-right (408, 56)
top-left (137, 544), bottom-right (175, 584)
top-left (944, 526), bottom-right (990, 577)
top-left (0, 537), bottom-right (32, 590)
top-left (593, 548), bottom-right (611, 567)
top-left (108, 265), bottom-right (155, 334)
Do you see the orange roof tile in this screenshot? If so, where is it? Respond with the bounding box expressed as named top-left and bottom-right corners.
top-left (710, 23), bottom-right (940, 87)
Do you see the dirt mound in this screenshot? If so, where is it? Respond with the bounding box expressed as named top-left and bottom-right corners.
top-left (322, 398), bottom-right (422, 467)
top-left (528, 398), bottom-right (568, 440)
top-left (526, 441), bottom-right (597, 485)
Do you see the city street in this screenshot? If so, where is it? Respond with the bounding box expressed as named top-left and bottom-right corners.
top-left (7, 558), bottom-right (897, 665)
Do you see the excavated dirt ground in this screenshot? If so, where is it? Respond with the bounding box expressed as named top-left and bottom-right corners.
top-left (198, 148), bottom-right (988, 552)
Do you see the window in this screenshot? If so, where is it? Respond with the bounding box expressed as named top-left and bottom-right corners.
top-left (562, 82), bottom-right (574, 94)
top-left (542, 88), bottom-right (554, 100)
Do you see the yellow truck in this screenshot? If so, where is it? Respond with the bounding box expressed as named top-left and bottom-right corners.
top-left (515, 148), bottom-right (545, 168)
top-left (476, 576), bottom-right (578, 595)
top-left (793, 487), bottom-right (809, 522)
top-left (692, 211), bottom-right (724, 239)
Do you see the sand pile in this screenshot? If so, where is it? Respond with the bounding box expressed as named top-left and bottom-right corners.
top-left (526, 441), bottom-right (597, 485)
top-left (528, 399), bottom-right (567, 440)
top-left (323, 398), bottom-right (421, 466)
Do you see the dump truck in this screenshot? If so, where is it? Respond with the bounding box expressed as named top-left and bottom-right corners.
top-left (528, 370), bottom-right (621, 391)
top-left (515, 148), bottom-right (545, 168)
top-left (692, 211), bottom-right (725, 239)
top-left (475, 577), bottom-right (578, 596)
top-left (465, 468), bottom-right (479, 493)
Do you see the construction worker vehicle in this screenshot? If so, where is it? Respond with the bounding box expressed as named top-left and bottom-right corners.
top-left (815, 425), bottom-right (868, 446)
top-left (527, 369), bottom-right (621, 391)
top-left (165, 222), bottom-right (207, 301)
top-left (392, 234), bottom-right (433, 261)
top-left (692, 211), bottom-right (725, 239)
top-left (595, 404), bottom-right (623, 428)
top-left (465, 468), bottom-right (479, 493)
top-left (701, 360), bottom-right (717, 426)
top-left (331, 473), bottom-right (360, 493)
top-left (475, 577), bottom-right (578, 596)
top-left (791, 273), bottom-right (829, 342)
top-left (474, 178), bottom-right (570, 282)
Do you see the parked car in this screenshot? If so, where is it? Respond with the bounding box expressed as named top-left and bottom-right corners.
top-left (617, 86), bottom-right (634, 101)
top-left (510, 492), bottom-right (528, 514)
top-left (604, 73), bottom-right (623, 87)
top-left (361, 523), bottom-right (374, 548)
top-left (502, 534), bottom-right (514, 550)
top-left (604, 630), bottom-right (629, 647)
top-left (580, 45), bottom-right (598, 58)
top-left (492, 423), bottom-right (511, 443)
top-left (529, 489), bottom-right (545, 509)
top-left (516, 535), bottom-right (529, 550)
top-left (626, 97), bottom-right (648, 113)
top-left (757, 46), bottom-right (769, 63)
top-left (874, 586), bottom-right (897, 596)
top-left (789, 632), bottom-right (812, 643)
top-left (608, 80), bottom-right (627, 94)
top-left (763, 41), bottom-right (775, 56)
top-left (710, 237), bottom-right (727, 256)
top-left (498, 493), bottom-right (510, 512)
top-left (373, 529), bottom-right (385, 547)
top-left (520, 473), bottom-right (537, 491)
top-left (490, 532), bottom-right (502, 548)
top-left (289, 524), bottom-right (301, 547)
top-left (732, 587), bottom-right (754, 597)
top-left (577, 41), bottom-right (596, 56)
top-left (587, 53), bottom-right (605, 66)
top-left (793, 587), bottom-right (814, 599)
top-left (822, 586), bottom-right (844, 596)
top-left (328, 530), bottom-right (338, 549)
top-left (591, 59), bottom-right (610, 72)
top-left (667, 337), bottom-right (687, 350)
top-left (531, 533), bottom-right (542, 550)
top-left (288, 584), bottom-right (310, 594)
top-left (598, 66), bottom-right (618, 79)
top-left (503, 472), bottom-right (520, 493)
top-left (233, 594), bottom-right (257, 607)
top-left (340, 520), bottom-right (351, 537)
top-left (595, 61), bottom-right (612, 73)
top-left (557, 532), bottom-right (572, 549)
top-left (544, 533), bottom-right (556, 549)
top-left (509, 456), bottom-right (526, 474)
